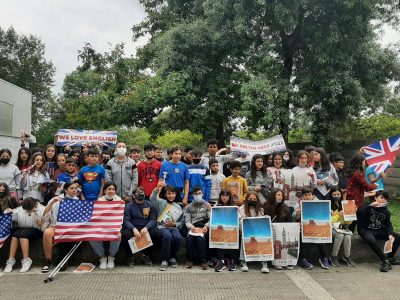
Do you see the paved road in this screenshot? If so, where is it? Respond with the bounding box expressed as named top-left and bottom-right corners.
top-left (0, 263), bottom-right (398, 300)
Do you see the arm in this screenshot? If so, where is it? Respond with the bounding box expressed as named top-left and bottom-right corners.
top-left (130, 164), bottom-right (138, 193)
top-left (123, 203), bottom-right (135, 230)
top-left (240, 179), bottom-right (249, 205)
top-left (184, 206), bottom-right (193, 229)
top-left (14, 168), bottom-right (21, 191)
top-left (145, 206), bottom-right (157, 229)
top-left (355, 171), bottom-right (377, 191)
top-left (385, 211), bottom-right (394, 236)
top-left (43, 196), bottom-right (60, 216)
top-left (183, 179), bottom-right (189, 206)
top-left (204, 169), bottom-right (212, 201)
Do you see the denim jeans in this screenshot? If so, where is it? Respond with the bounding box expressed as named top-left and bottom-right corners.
top-left (161, 227), bottom-right (181, 261)
top-left (89, 240), bottom-right (121, 257)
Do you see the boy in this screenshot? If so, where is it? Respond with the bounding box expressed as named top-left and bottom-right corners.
top-left (56, 158), bottom-right (77, 195)
top-left (222, 161), bottom-right (248, 206)
top-left (201, 139), bottom-right (233, 174)
top-left (77, 149), bottom-right (105, 200)
top-left (235, 152), bottom-right (251, 177)
top-left (154, 145), bottom-right (164, 162)
top-left (100, 150), bottom-right (111, 168)
top-left (158, 146), bottom-right (190, 206)
top-left (293, 187), bottom-right (330, 270)
top-left (129, 145), bottom-right (142, 164)
top-left (137, 144), bottom-right (162, 199)
top-left (357, 191), bottom-right (400, 272)
top-left (150, 182), bottom-right (183, 271)
top-left (332, 155), bottom-right (347, 191)
top-left (209, 158), bottom-right (226, 205)
top-left (184, 186), bottom-right (210, 270)
top-left (188, 149), bottom-right (211, 202)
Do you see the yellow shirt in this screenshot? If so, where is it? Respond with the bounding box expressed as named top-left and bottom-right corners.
top-left (222, 176), bottom-right (248, 205)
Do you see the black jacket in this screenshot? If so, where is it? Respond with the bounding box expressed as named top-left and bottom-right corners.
top-left (357, 205), bottom-right (393, 235)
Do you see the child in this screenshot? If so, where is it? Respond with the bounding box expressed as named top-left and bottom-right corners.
top-left (44, 144), bottom-right (57, 180)
top-left (332, 154), bottom-right (347, 192)
top-left (292, 150), bottom-right (317, 188)
top-left (3, 197), bottom-right (45, 273)
top-left (150, 182), bottom-right (183, 271)
top-left (200, 139), bottom-right (233, 173)
top-left (328, 187), bottom-right (355, 267)
top-left (129, 145), bottom-right (142, 164)
top-left (264, 188), bottom-right (292, 270)
top-left (137, 144), bottom-right (162, 199)
top-left (77, 149), bottom-right (105, 200)
top-left (188, 149), bottom-right (211, 202)
top-left (223, 161), bottom-right (248, 206)
top-left (293, 187), bottom-right (330, 270)
top-left (239, 191), bottom-right (269, 273)
top-left (282, 149), bottom-right (296, 169)
top-left (235, 152), bottom-right (251, 177)
top-left (313, 148), bottom-right (339, 200)
top-left (54, 153), bottom-right (67, 182)
top-left (154, 145), bottom-right (164, 162)
top-left (184, 187), bottom-right (210, 270)
top-left (246, 154), bottom-right (273, 205)
top-left (158, 146), bottom-right (190, 206)
top-left (357, 191), bottom-right (400, 272)
top-left (214, 189), bottom-right (238, 272)
top-left (209, 158), bottom-right (226, 205)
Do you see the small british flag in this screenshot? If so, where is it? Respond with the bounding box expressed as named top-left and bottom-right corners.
top-left (363, 135), bottom-right (400, 174)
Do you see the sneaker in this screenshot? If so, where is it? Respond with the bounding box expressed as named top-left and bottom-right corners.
top-left (286, 265), bottom-right (294, 270)
top-left (380, 260), bottom-right (391, 272)
top-left (41, 259), bottom-right (53, 273)
top-left (159, 260), bottom-right (168, 271)
top-left (240, 261), bottom-right (249, 272)
top-left (141, 254), bottom-right (153, 267)
top-left (20, 258), bottom-right (33, 273)
top-left (4, 258), bottom-right (16, 273)
top-left (127, 256), bottom-right (135, 268)
top-left (388, 258), bottom-right (400, 265)
top-left (208, 258), bottom-right (218, 268)
top-left (342, 256), bottom-right (356, 267)
top-left (107, 256), bottom-right (115, 269)
top-left (319, 257), bottom-right (330, 270)
top-left (300, 259), bottom-right (313, 270)
top-left (185, 260), bottom-right (193, 269)
top-left (215, 260), bottom-right (226, 272)
top-left (329, 255), bottom-right (340, 267)
top-left (99, 257), bottom-right (107, 270)
top-left (274, 265), bottom-right (283, 270)
top-left (169, 258), bottom-right (178, 268)
top-left (228, 259), bottom-right (236, 271)
top-left (261, 261), bottom-right (270, 273)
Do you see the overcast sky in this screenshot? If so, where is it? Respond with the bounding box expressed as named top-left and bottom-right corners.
top-left (0, 1), bottom-right (399, 95)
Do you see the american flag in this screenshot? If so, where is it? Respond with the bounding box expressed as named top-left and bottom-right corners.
top-left (0, 213), bottom-right (12, 248)
top-left (364, 136), bottom-right (400, 174)
top-left (54, 199), bottom-right (125, 243)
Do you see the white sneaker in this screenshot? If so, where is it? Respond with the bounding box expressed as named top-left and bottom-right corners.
top-left (240, 261), bottom-right (249, 272)
top-left (261, 261), bottom-right (270, 273)
top-left (99, 257), bottom-right (107, 270)
top-left (20, 258), bottom-right (33, 273)
top-left (4, 258), bottom-right (16, 273)
top-left (107, 256), bottom-right (115, 269)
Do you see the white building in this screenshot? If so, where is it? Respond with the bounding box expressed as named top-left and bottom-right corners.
top-left (0, 78), bottom-right (33, 162)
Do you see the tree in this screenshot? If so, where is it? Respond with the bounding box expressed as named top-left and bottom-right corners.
top-left (154, 130), bottom-right (203, 148)
top-left (0, 26), bottom-right (55, 130)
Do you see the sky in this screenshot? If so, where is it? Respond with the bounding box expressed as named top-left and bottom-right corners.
top-left (243, 217), bottom-right (272, 238)
top-left (301, 201), bottom-right (330, 222)
top-left (0, 1), bottom-right (399, 95)
top-left (211, 207), bottom-right (238, 227)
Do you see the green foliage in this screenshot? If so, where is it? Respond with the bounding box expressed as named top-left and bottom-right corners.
top-left (348, 115), bottom-right (400, 140)
top-left (0, 26), bottom-right (55, 130)
top-left (114, 127), bottom-right (152, 148)
top-left (154, 130), bottom-right (203, 148)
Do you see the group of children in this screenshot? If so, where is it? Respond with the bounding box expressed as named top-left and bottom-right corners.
top-left (0, 139), bottom-right (398, 274)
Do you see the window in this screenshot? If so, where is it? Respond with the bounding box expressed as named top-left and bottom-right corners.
top-left (0, 101), bottom-right (13, 135)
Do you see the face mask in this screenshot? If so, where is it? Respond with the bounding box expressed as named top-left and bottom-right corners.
top-left (299, 162), bottom-right (307, 167)
top-left (283, 156), bottom-right (290, 161)
top-left (193, 194), bottom-right (203, 202)
top-left (0, 192), bottom-right (5, 198)
top-left (248, 201), bottom-right (257, 207)
top-left (103, 158), bottom-right (110, 164)
top-left (135, 193), bottom-right (145, 202)
top-left (116, 147), bottom-right (127, 156)
top-left (0, 158), bottom-right (10, 165)
top-left (192, 158), bottom-right (201, 164)
top-left (64, 150), bottom-right (71, 155)
top-left (332, 196), bottom-right (341, 201)
top-left (105, 194), bottom-right (114, 201)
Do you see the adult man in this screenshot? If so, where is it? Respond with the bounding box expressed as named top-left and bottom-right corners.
top-left (106, 142), bottom-right (138, 202)
top-left (137, 144), bottom-right (162, 199)
top-left (201, 139), bottom-right (233, 174)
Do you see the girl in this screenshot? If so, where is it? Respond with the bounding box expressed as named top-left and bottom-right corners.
top-left (245, 154), bottom-right (273, 205)
top-left (292, 150), bottom-right (317, 190)
top-left (69, 149), bottom-right (81, 170)
top-left (20, 153), bottom-right (51, 203)
top-left (89, 181), bottom-right (123, 269)
top-left (3, 197), bottom-right (45, 273)
top-left (0, 149), bottom-right (21, 198)
top-left (54, 153), bottom-right (67, 182)
top-left (267, 152), bottom-right (285, 189)
top-left (0, 182), bottom-right (19, 211)
top-left (313, 148), bottom-right (339, 200)
top-left (41, 181), bottom-right (80, 272)
top-left (328, 187), bottom-right (356, 268)
top-left (214, 189), bottom-right (238, 272)
top-left (264, 188), bottom-right (293, 270)
top-left (16, 147), bottom-right (31, 171)
top-left (239, 191), bottom-right (269, 273)
top-left (282, 149), bottom-right (296, 169)
top-left (44, 144), bottom-right (57, 180)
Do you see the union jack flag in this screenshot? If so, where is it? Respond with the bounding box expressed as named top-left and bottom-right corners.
top-left (54, 199), bottom-right (125, 243)
top-left (0, 213), bottom-right (12, 248)
top-left (363, 136), bottom-right (400, 174)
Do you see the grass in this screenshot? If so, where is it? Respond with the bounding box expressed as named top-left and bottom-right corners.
top-left (389, 200), bottom-right (400, 233)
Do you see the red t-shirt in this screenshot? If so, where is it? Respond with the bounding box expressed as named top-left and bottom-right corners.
top-left (137, 159), bottom-right (162, 197)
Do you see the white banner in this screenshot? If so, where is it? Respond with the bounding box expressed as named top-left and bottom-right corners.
top-left (230, 135), bottom-right (286, 155)
top-left (55, 129), bottom-right (118, 147)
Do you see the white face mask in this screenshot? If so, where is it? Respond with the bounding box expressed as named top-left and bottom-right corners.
top-left (193, 194), bottom-right (203, 203)
top-left (116, 147), bottom-right (127, 157)
top-left (283, 156), bottom-right (290, 161)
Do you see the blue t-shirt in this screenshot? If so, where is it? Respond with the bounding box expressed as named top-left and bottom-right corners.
top-left (159, 161), bottom-right (189, 189)
top-left (78, 164), bottom-right (105, 200)
top-left (57, 172), bottom-right (75, 185)
top-left (365, 166), bottom-right (383, 191)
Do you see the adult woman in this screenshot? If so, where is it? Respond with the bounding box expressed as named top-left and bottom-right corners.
top-left (313, 148), bottom-right (339, 199)
top-left (245, 154), bottom-right (273, 205)
top-left (20, 153), bottom-right (51, 203)
top-left (41, 181), bottom-right (80, 272)
top-left (89, 181), bottom-right (123, 269)
top-left (0, 149), bottom-right (21, 198)
top-left (16, 147), bottom-right (31, 171)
